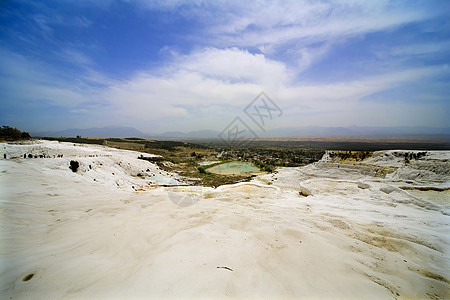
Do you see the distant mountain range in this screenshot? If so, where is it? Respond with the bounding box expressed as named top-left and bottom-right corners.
top-left (31, 125), bottom-right (450, 140)
top-left (32, 126), bottom-right (146, 138)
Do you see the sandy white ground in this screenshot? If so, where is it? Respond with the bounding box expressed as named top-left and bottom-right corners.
top-left (0, 141), bottom-right (449, 299)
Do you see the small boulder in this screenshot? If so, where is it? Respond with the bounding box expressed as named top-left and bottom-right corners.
top-left (357, 181), bottom-right (370, 189)
top-left (299, 185), bottom-right (312, 197)
top-left (380, 185), bottom-right (397, 194)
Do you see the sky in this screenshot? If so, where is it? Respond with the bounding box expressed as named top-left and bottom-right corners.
top-left (1, 0), bottom-right (449, 134)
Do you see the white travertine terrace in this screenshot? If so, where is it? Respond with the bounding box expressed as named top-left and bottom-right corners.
top-left (1, 141), bottom-right (449, 299)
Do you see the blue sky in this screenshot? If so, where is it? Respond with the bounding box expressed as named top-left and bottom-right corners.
top-left (1, 0), bottom-right (449, 133)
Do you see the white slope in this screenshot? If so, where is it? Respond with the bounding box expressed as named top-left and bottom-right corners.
top-left (0, 141), bottom-right (449, 299)
top-left (0, 140), bottom-right (181, 190)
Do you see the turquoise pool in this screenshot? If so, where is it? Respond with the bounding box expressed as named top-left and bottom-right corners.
top-left (206, 161), bottom-right (261, 175)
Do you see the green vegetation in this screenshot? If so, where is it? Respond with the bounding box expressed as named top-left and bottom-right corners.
top-left (193, 139), bottom-right (450, 151)
top-left (327, 151), bottom-right (372, 162)
top-left (217, 148), bottom-right (325, 169)
top-left (123, 137), bottom-right (145, 141)
top-left (44, 137), bottom-right (105, 145)
top-left (0, 126), bottom-right (31, 141)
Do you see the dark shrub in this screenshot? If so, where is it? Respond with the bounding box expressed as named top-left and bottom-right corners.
top-left (21, 132), bottom-right (31, 139)
top-left (69, 160), bottom-right (79, 172)
top-left (0, 126), bottom-right (31, 140)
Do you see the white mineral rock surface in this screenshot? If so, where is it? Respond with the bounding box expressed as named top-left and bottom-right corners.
top-left (1, 141), bottom-right (449, 299)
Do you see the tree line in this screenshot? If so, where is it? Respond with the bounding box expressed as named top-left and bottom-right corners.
top-left (0, 126), bottom-right (31, 140)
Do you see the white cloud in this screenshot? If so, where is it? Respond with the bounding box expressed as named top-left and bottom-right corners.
top-left (2, 41), bottom-right (447, 132)
top-left (101, 46), bottom-right (447, 131)
top-left (279, 66), bottom-right (442, 107)
top-left (177, 48), bottom-right (289, 85)
top-left (180, 0), bottom-right (441, 75)
top-left (293, 43), bottom-right (331, 73)
top-left (103, 47), bottom-right (287, 128)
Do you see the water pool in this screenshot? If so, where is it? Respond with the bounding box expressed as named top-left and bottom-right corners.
top-left (206, 161), bottom-right (261, 175)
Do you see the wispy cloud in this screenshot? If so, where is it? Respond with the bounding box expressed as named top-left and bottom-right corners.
top-left (205, 1), bottom-right (436, 46)
top-left (0, 48), bottom-right (98, 107)
top-left (57, 49), bottom-right (94, 67)
top-left (70, 109), bottom-right (88, 114)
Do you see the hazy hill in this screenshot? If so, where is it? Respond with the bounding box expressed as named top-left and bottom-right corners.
top-left (30, 125), bottom-right (450, 140)
top-left (31, 126), bottom-right (146, 138)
